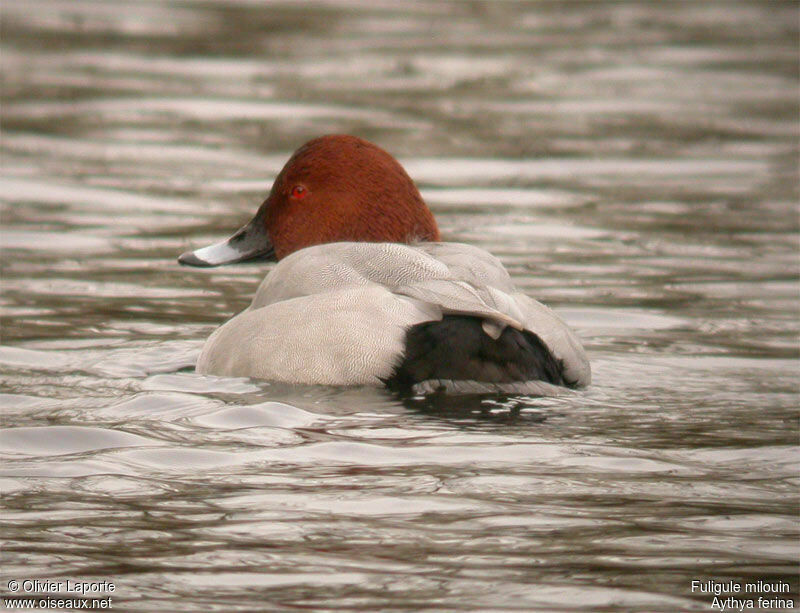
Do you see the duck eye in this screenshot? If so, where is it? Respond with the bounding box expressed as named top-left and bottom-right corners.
top-left (289, 185), bottom-right (308, 200)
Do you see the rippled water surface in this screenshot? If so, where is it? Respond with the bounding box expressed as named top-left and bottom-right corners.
top-left (2, 1), bottom-right (798, 611)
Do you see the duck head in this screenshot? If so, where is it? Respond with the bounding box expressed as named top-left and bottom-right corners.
top-left (178, 134), bottom-right (440, 266)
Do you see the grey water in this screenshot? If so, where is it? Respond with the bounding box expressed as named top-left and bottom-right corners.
top-left (1, 1), bottom-right (798, 611)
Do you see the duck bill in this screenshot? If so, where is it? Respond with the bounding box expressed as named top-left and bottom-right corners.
top-left (178, 204), bottom-right (275, 267)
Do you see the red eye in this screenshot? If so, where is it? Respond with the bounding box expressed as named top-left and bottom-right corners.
top-left (290, 185), bottom-right (308, 200)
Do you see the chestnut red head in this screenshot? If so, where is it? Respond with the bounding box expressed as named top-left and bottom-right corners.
top-left (179, 134), bottom-right (440, 266)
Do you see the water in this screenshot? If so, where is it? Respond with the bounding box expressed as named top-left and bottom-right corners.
top-left (1, 1), bottom-right (798, 611)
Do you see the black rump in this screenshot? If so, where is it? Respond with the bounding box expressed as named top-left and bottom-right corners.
top-left (384, 315), bottom-right (566, 392)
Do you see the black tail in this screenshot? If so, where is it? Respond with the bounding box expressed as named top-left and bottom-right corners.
top-left (384, 315), bottom-right (566, 393)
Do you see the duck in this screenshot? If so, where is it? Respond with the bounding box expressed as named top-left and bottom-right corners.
top-left (179, 134), bottom-right (590, 395)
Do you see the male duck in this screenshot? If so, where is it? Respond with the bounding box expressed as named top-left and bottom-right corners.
top-left (179, 135), bottom-right (590, 395)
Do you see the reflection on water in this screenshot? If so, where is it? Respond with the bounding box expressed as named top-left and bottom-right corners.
top-left (1, 0), bottom-right (798, 610)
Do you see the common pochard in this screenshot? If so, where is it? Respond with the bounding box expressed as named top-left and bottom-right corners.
top-left (179, 135), bottom-right (590, 395)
